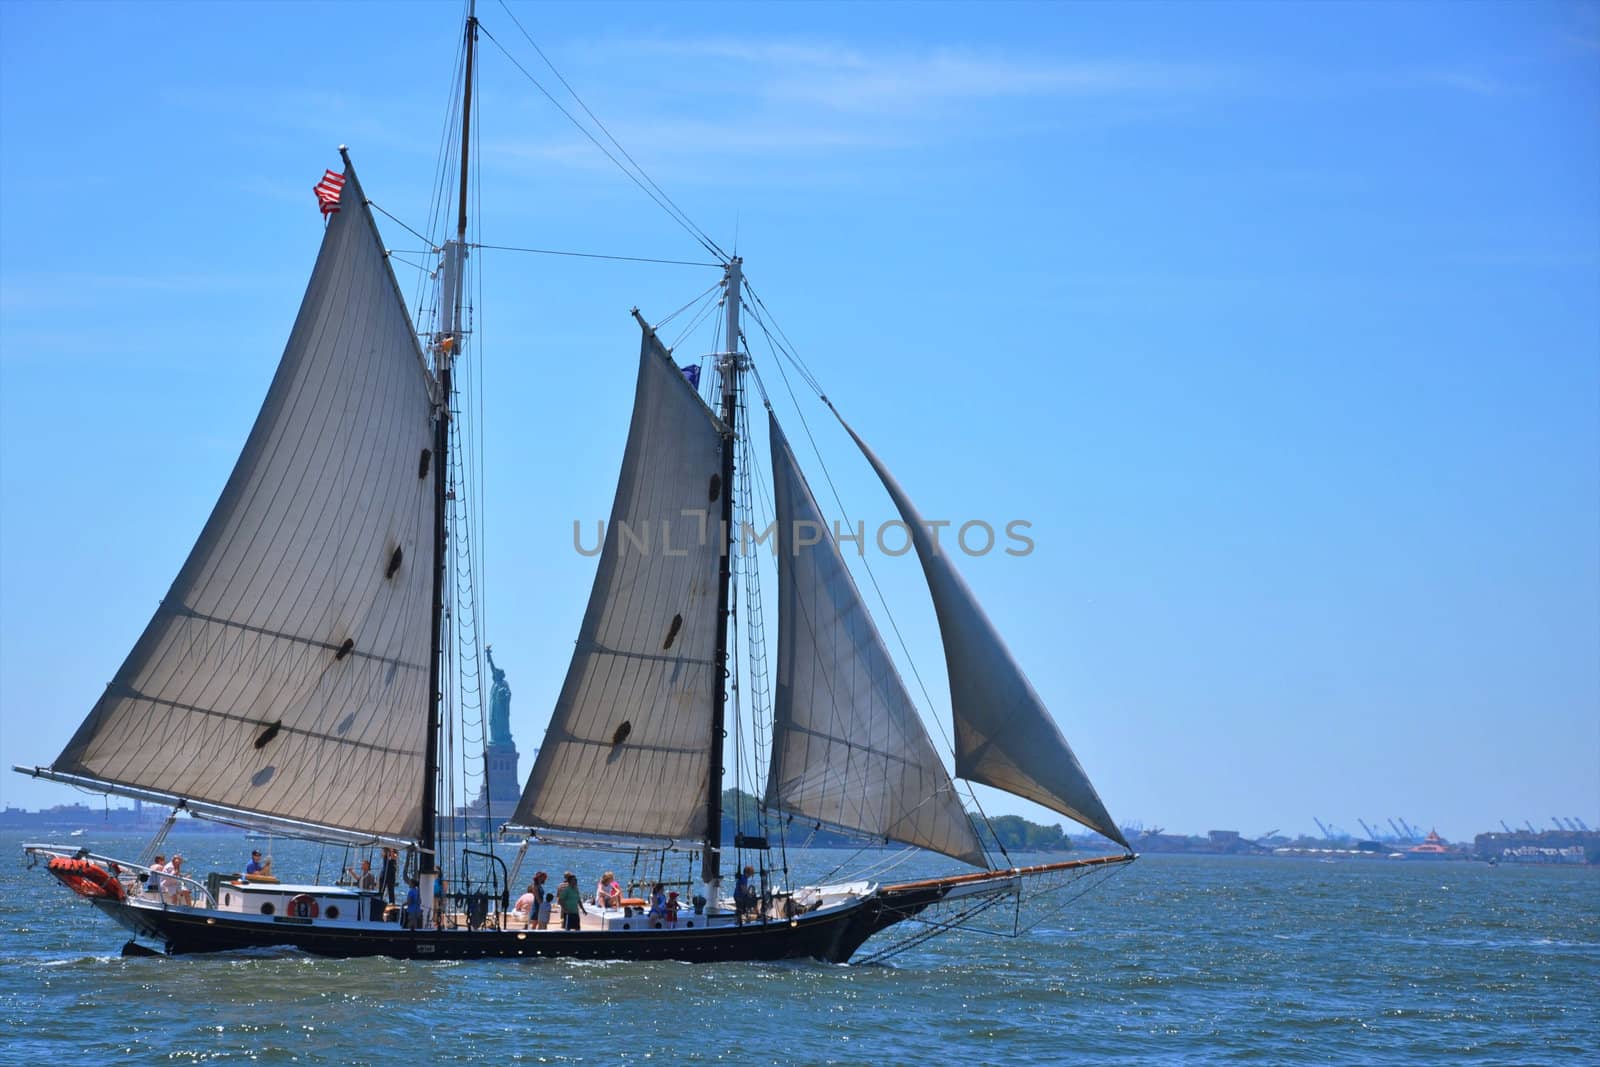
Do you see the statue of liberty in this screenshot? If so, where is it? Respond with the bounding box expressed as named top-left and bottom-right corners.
top-left (486, 645), bottom-right (512, 748)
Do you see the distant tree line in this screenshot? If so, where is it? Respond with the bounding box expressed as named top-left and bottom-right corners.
top-left (973, 813), bottom-right (1074, 852)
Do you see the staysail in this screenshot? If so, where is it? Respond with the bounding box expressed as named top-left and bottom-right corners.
top-left (44, 162), bottom-right (441, 842)
top-left (841, 421), bottom-right (1129, 848)
top-left (766, 415), bottom-right (987, 867)
top-left (512, 327), bottom-right (726, 840)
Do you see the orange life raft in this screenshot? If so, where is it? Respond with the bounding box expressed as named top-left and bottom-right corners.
top-left (46, 856), bottom-right (127, 902)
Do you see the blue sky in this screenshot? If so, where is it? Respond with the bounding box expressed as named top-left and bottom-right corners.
top-left (1, 1), bottom-right (1595, 842)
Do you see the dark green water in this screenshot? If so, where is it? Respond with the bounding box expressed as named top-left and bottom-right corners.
top-left (2, 832), bottom-right (1594, 1063)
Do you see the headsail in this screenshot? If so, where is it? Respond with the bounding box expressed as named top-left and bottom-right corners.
top-left (767, 415), bottom-right (988, 867)
top-left (44, 162), bottom-right (441, 843)
top-left (511, 326), bottom-right (725, 840)
top-left (841, 420), bottom-right (1129, 849)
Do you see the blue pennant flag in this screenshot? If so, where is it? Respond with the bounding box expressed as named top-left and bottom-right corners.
top-left (680, 364), bottom-right (701, 389)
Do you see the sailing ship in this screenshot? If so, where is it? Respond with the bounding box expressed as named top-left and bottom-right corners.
top-left (17, 6), bottom-right (1134, 963)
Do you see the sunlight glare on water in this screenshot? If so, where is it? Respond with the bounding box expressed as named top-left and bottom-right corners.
top-left (1, 833), bottom-right (1594, 1063)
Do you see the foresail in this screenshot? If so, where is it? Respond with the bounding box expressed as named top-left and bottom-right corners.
top-left (512, 328), bottom-right (725, 840)
top-left (841, 421), bottom-right (1129, 849)
top-left (767, 415), bottom-right (987, 868)
top-left (49, 163), bottom-right (440, 843)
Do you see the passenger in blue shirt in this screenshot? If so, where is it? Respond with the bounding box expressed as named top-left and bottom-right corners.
top-left (244, 850), bottom-right (264, 876)
top-left (402, 879), bottom-right (422, 930)
top-left (733, 865), bottom-right (758, 920)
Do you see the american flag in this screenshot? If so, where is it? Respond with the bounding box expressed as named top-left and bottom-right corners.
top-left (313, 169), bottom-right (345, 216)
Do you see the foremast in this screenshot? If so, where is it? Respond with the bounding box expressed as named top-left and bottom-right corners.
top-left (705, 256), bottom-right (742, 885)
top-left (423, 4), bottom-right (478, 881)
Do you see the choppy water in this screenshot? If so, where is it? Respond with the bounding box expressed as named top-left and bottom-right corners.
top-left (2, 831), bottom-right (1594, 1063)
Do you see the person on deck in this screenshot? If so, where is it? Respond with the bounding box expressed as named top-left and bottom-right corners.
top-left (557, 872), bottom-right (583, 931)
top-left (647, 882), bottom-right (668, 923)
top-left (164, 855), bottom-right (192, 906)
top-left (433, 873), bottom-right (447, 929)
top-left (734, 864), bottom-right (757, 920)
top-left (244, 849), bottom-right (264, 876)
top-left (146, 855), bottom-right (166, 896)
top-left (402, 879), bottom-right (422, 930)
top-left (513, 883), bottom-right (538, 925)
top-left (531, 871), bottom-right (552, 929)
top-left (345, 859), bottom-right (378, 892)
top-left (594, 871), bottom-right (623, 910)
top-left (378, 847), bottom-right (398, 904)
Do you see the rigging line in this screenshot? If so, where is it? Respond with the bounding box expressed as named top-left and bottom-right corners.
top-left (744, 313), bottom-right (955, 758)
top-left (491, 0), bottom-right (729, 262)
top-left (388, 254), bottom-right (432, 275)
top-left (473, 243), bottom-right (721, 269)
top-left (746, 311), bottom-right (1002, 867)
top-left (369, 200), bottom-right (439, 251)
top-left (1011, 860), bottom-right (1131, 937)
top-left (741, 281), bottom-right (826, 397)
top-left (653, 278), bottom-right (723, 331)
top-left (669, 287), bottom-right (725, 350)
top-left (476, 23), bottom-right (727, 263)
top-left (734, 396), bottom-right (772, 822)
top-left (411, 25), bottom-right (466, 332)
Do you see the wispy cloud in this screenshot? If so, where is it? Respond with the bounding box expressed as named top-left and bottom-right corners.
top-left (491, 33), bottom-right (1240, 180)
top-left (615, 36), bottom-right (1235, 115)
top-left (774, 55), bottom-right (1231, 112)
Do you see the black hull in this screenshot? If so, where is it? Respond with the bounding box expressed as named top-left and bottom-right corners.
top-left (91, 891), bottom-right (938, 964)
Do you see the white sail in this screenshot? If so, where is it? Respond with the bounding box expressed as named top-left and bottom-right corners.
top-left (841, 421), bottom-right (1129, 849)
top-left (46, 163), bottom-right (441, 842)
top-left (767, 415), bottom-right (988, 868)
top-left (512, 328), bottom-right (726, 840)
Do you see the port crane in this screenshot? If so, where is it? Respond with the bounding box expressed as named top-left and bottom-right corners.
top-left (1397, 817), bottom-right (1422, 840)
top-left (1357, 819), bottom-right (1383, 840)
top-left (1499, 820), bottom-right (1514, 834)
top-left (1387, 818), bottom-right (1408, 841)
top-left (1576, 817), bottom-right (1592, 831)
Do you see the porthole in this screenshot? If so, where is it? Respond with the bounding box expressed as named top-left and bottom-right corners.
top-left (686, 921), bottom-right (694, 928)
top-left (224, 893), bottom-right (231, 906)
top-left (260, 902), bottom-right (275, 916)
top-left (325, 905), bottom-right (340, 920)
top-left (622, 923), bottom-right (630, 930)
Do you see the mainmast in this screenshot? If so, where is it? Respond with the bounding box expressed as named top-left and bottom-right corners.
top-left (704, 256), bottom-right (742, 885)
top-left (423, 3), bottom-right (477, 875)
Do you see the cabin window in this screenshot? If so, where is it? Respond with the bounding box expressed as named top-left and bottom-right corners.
top-left (260, 902), bottom-right (275, 916)
top-left (224, 892), bottom-right (231, 906)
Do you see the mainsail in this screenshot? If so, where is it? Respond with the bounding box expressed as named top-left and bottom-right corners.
top-left (44, 164), bottom-right (441, 842)
top-left (512, 328), bottom-right (726, 840)
top-left (841, 421), bottom-right (1130, 849)
top-left (767, 415), bottom-right (988, 867)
